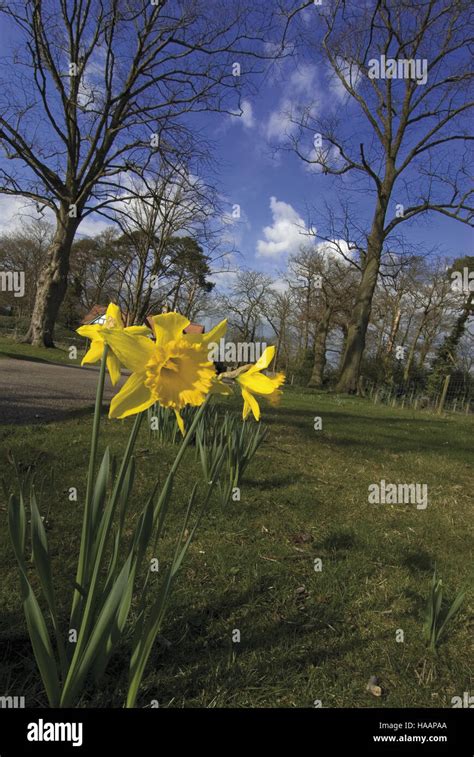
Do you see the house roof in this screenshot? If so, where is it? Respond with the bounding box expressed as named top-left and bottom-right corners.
top-left (80, 305), bottom-right (107, 325)
top-left (183, 322), bottom-right (205, 334)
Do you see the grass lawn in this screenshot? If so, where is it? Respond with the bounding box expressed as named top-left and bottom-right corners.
top-left (0, 334), bottom-right (84, 366)
top-left (0, 389), bottom-right (472, 708)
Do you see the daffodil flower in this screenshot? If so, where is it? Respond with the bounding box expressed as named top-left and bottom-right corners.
top-left (99, 312), bottom-right (227, 433)
top-left (236, 346), bottom-right (285, 421)
top-left (77, 303), bottom-right (150, 385)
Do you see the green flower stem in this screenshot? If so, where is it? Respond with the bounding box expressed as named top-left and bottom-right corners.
top-left (169, 397), bottom-right (210, 477)
top-left (126, 396), bottom-right (211, 708)
top-left (70, 345), bottom-right (109, 628)
top-left (61, 411), bottom-right (142, 707)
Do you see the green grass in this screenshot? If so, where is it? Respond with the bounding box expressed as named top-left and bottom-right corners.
top-left (0, 390), bottom-right (472, 708)
top-left (0, 334), bottom-right (85, 366)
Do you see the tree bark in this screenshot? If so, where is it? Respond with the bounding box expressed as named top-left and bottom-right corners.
top-left (23, 210), bottom-right (79, 347)
top-left (386, 305), bottom-right (401, 357)
top-left (403, 320), bottom-right (424, 381)
top-left (336, 183), bottom-right (391, 393)
top-left (308, 306), bottom-right (332, 388)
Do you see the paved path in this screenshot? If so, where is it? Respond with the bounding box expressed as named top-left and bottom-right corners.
top-left (0, 358), bottom-right (122, 424)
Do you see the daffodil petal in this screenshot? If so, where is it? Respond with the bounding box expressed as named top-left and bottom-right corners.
top-left (77, 325), bottom-right (102, 340)
top-left (246, 345), bottom-right (275, 374)
top-left (109, 373), bottom-right (154, 419)
top-left (100, 329), bottom-right (154, 373)
top-left (149, 313), bottom-right (190, 346)
top-left (241, 387), bottom-right (260, 421)
top-left (105, 302), bottom-right (123, 328)
top-left (238, 372), bottom-right (282, 395)
top-left (268, 387), bottom-right (283, 406)
top-left (124, 325), bottom-right (151, 336)
top-left (186, 318), bottom-right (227, 346)
top-left (106, 352), bottom-right (121, 386)
top-left (174, 409), bottom-right (185, 436)
top-left (81, 339), bottom-right (104, 365)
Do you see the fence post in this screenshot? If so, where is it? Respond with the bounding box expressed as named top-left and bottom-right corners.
top-left (437, 375), bottom-right (451, 415)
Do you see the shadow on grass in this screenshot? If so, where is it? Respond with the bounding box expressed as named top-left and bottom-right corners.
top-left (0, 351), bottom-right (92, 369)
top-left (402, 548), bottom-right (435, 574)
top-left (243, 473), bottom-right (303, 489)
top-left (0, 400), bottom-right (108, 427)
top-left (263, 405), bottom-right (470, 459)
top-left (319, 528), bottom-right (358, 552)
top-left (0, 350), bottom-right (72, 366)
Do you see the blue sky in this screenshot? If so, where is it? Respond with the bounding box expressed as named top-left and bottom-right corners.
top-left (208, 65), bottom-right (473, 280)
top-left (0, 6), bottom-right (472, 283)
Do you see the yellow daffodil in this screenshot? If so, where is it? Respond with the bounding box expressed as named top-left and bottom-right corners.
top-left (100, 312), bottom-right (227, 433)
top-left (236, 346), bottom-right (285, 421)
top-left (77, 303), bottom-right (150, 385)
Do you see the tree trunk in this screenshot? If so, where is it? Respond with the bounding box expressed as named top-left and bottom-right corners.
top-left (403, 324), bottom-right (422, 381)
top-left (335, 249), bottom-right (381, 393)
top-left (383, 304), bottom-right (402, 379)
top-left (386, 305), bottom-right (401, 357)
top-left (336, 188), bottom-right (390, 393)
top-left (308, 307), bottom-right (332, 388)
top-left (23, 210), bottom-right (79, 347)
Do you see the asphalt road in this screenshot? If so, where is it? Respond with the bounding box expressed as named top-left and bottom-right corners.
top-left (0, 358), bottom-right (121, 424)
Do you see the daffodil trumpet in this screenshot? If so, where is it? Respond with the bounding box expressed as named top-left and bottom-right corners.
top-left (99, 311), bottom-right (227, 435)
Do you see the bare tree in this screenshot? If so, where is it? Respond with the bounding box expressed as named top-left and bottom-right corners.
top-left (109, 160), bottom-right (220, 324)
top-left (0, 0), bottom-right (275, 345)
top-left (219, 270), bottom-right (272, 343)
top-left (70, 228), bottom-right (125, 310)
top-left (286, 0), bottom-right (473, 391)
top-left (0, 218), bottom-right (52, 316)
top-left (263, 287), bottom-right (293, 371)
top-left (401, 260), bottom-right (452, 380)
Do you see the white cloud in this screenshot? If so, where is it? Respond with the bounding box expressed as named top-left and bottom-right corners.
top-left (0, 196), bottom-right (53, 234)
top-left (209, 251), bottom-right (240, 292)
top-left (315, 238), bottom-right (357, 265)
top-left (265, 64), bottom-right (319, 143)
top-left (266, 101), bottom-right (294, 142)
top-left (0, 194), bottom-right (117, 239)
top-left (304, 143), bottom-right (344, 174)
top-left (256, 196), bottom-right (313, 259)
top-left (328, 58), bottom-right (362, 101)
top-left (230, 99), bottom-right (255, 129)
top-left (77, 215), bottom-right (114, 237)
top-left (270, 277), bottom-right (289, 294)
